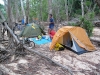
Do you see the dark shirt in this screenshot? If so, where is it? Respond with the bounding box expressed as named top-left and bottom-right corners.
top-left (49, 18), bottom-right (54, 29)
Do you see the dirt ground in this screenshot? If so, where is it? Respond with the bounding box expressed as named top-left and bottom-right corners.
top-left (0, 24), bottom-right (100, 75)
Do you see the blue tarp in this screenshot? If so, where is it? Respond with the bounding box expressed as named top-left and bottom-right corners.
top-left (29, 37), bottom-right (51, 45)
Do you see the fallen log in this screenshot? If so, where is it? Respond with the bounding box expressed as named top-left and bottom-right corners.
top-left (24, 45), bottom-right (73, 75)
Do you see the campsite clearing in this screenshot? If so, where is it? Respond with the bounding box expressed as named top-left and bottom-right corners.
top-left (0, 24), bottom-right (100, 75)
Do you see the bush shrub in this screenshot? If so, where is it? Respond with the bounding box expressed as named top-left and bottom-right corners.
top-left (81, 12), bottom-right (94, 37)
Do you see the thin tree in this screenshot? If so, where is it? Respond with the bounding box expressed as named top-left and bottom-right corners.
top-left (7, 0), bottom-right (15, 48)
top-left (8, 0), bottom-right (13, 29)
top-left (15, 0), bottom-right (19, 23)
top-left (64, 0), bottom-right (69, 21)
top-left (26, 0), bottom-right (29, 24)
top-left (40, 0), bottom-right (43, 22)
top-left (47, 0), bottom-right (52, 21)
top-left (81, 0), bottom-right (84, 18)
top-left (48, 0), bottom-right (52, 14)
top-left (95, 0), bottom-right (100, 8)
top-left (20, 0), bottom-right (26, 23)
top-left (52, 0), bottom-right (60, 31)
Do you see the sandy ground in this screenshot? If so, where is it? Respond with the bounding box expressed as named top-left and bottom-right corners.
top-left (0, 25), bottom-right (100, 75)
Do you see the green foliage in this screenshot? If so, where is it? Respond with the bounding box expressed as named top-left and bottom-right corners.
top-left (0, 4), bottom-right (6, 18)
top-left (88, 12), bottom-right (95, 20)
top-left (2, 0), bottom-right (100, 25)
top-left (75, 9), bottom-right (81, 15)
top-left (68, 22), bottom-right (76, 26)
top-left (29, 0), bottom-right (48, 21)
top-left (79, 12), bottom-right (95, 37)
top-left (60, 11), bottom-right (66, 21)
top-left (85, 1), bottom-right (91, 7)
top-left (17, 0), bottom-right (100, 23)
top-left (73, 0), bottom-right (81, 14)
top-left (0, 4), bottom-right (4, 11)
top-left (95, 6), bottom-right (100, 15)
top-left (83, 20), bottom-right (93, 37)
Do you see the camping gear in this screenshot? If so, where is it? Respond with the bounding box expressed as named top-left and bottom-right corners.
top-left (50, 26), bottom-right (95, 53)
top-left (19, 23), bottom-right (46, 48)
top-left (54, 43), bottom-right (64, 51)
top-left (20, 23), bottom-right (44, 37)
top-left (37, 35), bottom-right (42, 40)
top-left (49, 30), bottom-right (56, 39)
top-left (45, 35), bottom-right (49, 40)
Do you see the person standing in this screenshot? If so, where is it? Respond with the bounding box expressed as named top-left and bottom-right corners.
top-left (48, 14), bottom-right (54, 34)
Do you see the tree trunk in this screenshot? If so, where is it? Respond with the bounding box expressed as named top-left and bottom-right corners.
top-left (7, 0), bottom-right (12, 29)
top-left (11, 7), bottom-right (15, 23)
top-left (54, 0), bottom-right (60, 30)
top-left (37, 0), bottom-right (43, 24)
top-left (48, 0), bottom-right (52, 14)
top-left (0, 23), bottom-right (2, 39)
top-left (68, 0), bottom-right (74, 19)
top-left (81, 0), bottom-right (84, 18)
top-left (7, 0), bottom-right (16, 48)
top-left (3, 0), bottom-right (7, 11)
top-left (7, 0), bottom-right (12, 38)
top-left (15, 0), bottom-right (19, 23)
top-left (26, 0), bottom-right (29, 24)
top-left (47, 0), bottom-right (52, 21)
top-left (0, 10), bottom-right (20, 44)
top-left (20, 0), bottom-right (26, 24)
top-left (40, 0), bottom-right (43, 22)
top-left (64, 0), bottom-right (68, 21)
top-left (95, 0), bottom-right (100, 8)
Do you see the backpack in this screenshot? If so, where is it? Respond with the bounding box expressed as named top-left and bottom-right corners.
top-left (54, 43), bottom-right (65, 51)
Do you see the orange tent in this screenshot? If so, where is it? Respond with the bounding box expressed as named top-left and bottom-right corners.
top-left (50, 26), bottom-right (95, 52)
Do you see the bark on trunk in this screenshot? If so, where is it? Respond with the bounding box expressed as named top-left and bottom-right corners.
top-left (26, 0), bottom-right (29, 24)
top-left (0, 11), bottom-right (20, 44)
top-left (15, 0), bottom-right (19, 23)
top-left (95, 0), bottom-right (100, 8)
top-left (40, 0), bottom-right (43, 22)
top-left (7, 0), bottom-right (12, 29)
top-left (64, 0), bottom-right (69, 21)
top-left (47, 0), bottom-right (52, 21)
top-left (48, 0), bottom-right (52, 14)
top-left (11, 7), bottom-right (15, 23)
top-left (20, 0), bottom-right (26, 24)
top-left (81, 0), bottom-right (84, 18)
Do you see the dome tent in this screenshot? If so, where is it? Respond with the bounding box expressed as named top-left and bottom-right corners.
top-left (50, 26), bottom-right (96, 54)
top-left (20, 23), bottom-right (45, 37)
